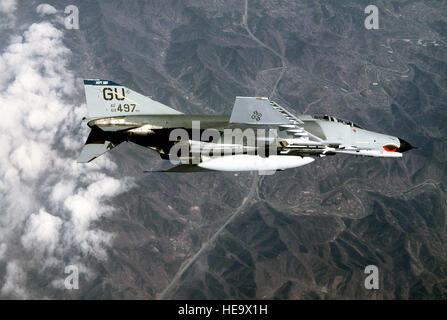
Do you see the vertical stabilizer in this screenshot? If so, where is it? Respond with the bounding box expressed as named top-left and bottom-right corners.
top-left (83, 79), bottom-right (182, 119)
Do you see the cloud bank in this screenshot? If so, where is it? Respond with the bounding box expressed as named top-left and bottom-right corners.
top-left (0, 11), bottom-right (132, 298)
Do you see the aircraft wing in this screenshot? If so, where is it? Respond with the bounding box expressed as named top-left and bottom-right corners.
top-left (229, 97), bottom-right (324, 147)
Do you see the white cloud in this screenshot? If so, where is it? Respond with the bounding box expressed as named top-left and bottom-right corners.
top-left (0, 243), bottom-right (6, 260)
top-left (36, 4), bottom-right (57, 16)
top-left (21, 209), bottom-right (63, 255)
top-left (0, 0), bottom-right (16, 29)
top-left (1, 261), bottom-right (27, 299)
top-left (10, 141), bottom-right (51, 180)
top-left (0, 0), bottom-right (16, 14)
top-left (50, 181), bottom-right (76, 204)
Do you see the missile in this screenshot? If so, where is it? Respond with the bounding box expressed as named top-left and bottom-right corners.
top-left (335, 149), bottom-right (403, 157)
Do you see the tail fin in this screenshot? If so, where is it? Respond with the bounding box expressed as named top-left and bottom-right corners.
top-left (83, 79), bottom-right (182, 119)
top-left (77, 126), bottom-right (124, 163)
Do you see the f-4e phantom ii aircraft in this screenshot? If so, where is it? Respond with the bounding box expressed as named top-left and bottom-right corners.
top-left (78, 79), bottom-right (414, 172)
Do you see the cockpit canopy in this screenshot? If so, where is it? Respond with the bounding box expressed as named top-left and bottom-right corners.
top-left (312, 115), bottom-right (363, 129)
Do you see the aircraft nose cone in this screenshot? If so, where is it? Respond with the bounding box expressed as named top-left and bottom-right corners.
top-left (397, 138), bottom-right (414, 152)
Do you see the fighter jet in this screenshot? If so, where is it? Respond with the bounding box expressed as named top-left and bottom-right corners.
top-left (77, 79), bottom-right (414, 172)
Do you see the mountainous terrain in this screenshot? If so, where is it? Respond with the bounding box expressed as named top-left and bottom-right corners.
top-left (1, 0), bottom-right (446, 299)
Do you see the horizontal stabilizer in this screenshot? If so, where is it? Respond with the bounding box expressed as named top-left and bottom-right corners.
top-left (77, 142), bottom-right (115, 163)
top-left (77, 126), bottom-right (123, 163)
